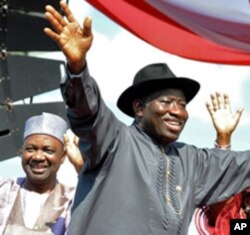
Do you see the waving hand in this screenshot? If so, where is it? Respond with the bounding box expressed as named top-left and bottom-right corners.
top-left (44, 1), bottom-right (93, 74)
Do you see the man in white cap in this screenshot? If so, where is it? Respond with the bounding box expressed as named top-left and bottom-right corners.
top-left (0, 112), bottom-right (83, 235)
top-left (44, 2), bottom-right (250, 235)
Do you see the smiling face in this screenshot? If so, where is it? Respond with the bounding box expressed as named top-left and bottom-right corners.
top-left (21, 134), bottom-right (66, 192)
top-left (133, 88), bottom-right (188, 145)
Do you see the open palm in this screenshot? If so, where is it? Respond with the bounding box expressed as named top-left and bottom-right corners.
top-left (44, 1), bottom-right (93, 72)
top-left (206, 92), bottom-right (243, 136)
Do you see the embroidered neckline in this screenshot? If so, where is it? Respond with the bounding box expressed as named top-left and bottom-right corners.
top-left (160, 147), bottom-right (183, 216)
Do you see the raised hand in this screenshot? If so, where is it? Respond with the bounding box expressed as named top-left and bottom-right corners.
top-left (206, 92), bottom-right (243, 148)
top-left (44, 1), bottom-right (93, 74)
top-left (64, 132), bottom-right (84, 174)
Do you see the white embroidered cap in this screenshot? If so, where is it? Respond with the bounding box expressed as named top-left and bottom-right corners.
top-left (23, 112), bottom-right (67, 144)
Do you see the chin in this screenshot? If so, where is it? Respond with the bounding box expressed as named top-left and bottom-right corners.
top-left (162, 134), bottom-right (179, 144)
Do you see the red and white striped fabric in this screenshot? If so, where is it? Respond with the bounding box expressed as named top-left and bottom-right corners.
top-left (195, 192), bottom-right (247, 235)
top-left (86, 0), bottom-right (250, 64)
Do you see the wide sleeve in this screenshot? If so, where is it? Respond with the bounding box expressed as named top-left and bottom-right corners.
top-left (60, 65), bottom-right (122, 170)
top-left (194, 148), bottom-right (250, 206)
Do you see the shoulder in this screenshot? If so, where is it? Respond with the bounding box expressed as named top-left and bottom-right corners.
top-left (0, 178), bottom-right (16, 187)
top-left (0, 177), bottom-right (25, 187)
top-left (0, 178), bottom-right (23, 195)
top-left (169, 142), bottom-right (200, 155)
top-left (57, 182), bottom-right (76, 200)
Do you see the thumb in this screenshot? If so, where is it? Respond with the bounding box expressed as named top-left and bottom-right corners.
top-left (64, 133), bottom-right (70, 145)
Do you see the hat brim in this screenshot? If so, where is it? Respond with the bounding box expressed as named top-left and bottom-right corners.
top-left (117, 77), bottom-right (200, 117)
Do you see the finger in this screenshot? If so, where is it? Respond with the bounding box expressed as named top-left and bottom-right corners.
top-left (43, 28), bottom-right (60, 43)
top-left (231, 108), bottom-right (244, 130)
top-left (206, 102), bottom-right (214, 116)
top-left (234, 108), bottom-right (244, 124)
top-left (223, 93), bottom-right (232, 113)
top-left (45, 6), bottom-right (66, 33)
top-left (215, 92), bottom-right (223, 110)
top-left (74, 135), bottom-right (79, 145)
top-left (60, 0), bottom-right (77, 23)
top-left (83, 17), bottom-right (92, 37)
top-left (210, 93), bottom-right (218, 111)
top-left (49, 4), bottom-right (67, 26)
top-left (63, 133), bottom-right (70, 145)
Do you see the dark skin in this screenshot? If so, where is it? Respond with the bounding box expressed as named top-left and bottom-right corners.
top-left (45, 2), bottom-right (249, 225)
top-left (133, 89), bottom-right (188, 145)
top-left (22, 132), bottom-right (83, 194)
top-left (44, 2), bottom-right (189, 146)
top-left (44, 2), bottom-right (242, 147)
top-left (206, 92), bottom-right (243, 148)
top-left (44, 1), bottom-right (92, 74)
top-left (195, 92), bottom-right (245, 229)
top-left (22, 134), bottom-right (66, 194)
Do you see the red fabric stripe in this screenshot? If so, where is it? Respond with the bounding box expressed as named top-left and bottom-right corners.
top-left (86, 0), bottom-right (250, 65)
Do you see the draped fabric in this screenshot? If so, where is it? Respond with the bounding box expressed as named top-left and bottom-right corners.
top-left (213, 194), bottom-right (246, 235)
top-left (195, 191), bottom-right (249, 235)
top-left (0, 178), bottom-right (74, 235)
top-left (86, 0), bottom-right (250, 65)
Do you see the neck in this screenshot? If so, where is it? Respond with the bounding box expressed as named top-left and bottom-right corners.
top-left (134, 122), bottom-right (171, 148)
top-left (24, 179), bottom-right (57, 194)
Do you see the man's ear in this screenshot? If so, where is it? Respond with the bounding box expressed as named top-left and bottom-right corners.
top-left (132, 99), bottom-right (145, 118)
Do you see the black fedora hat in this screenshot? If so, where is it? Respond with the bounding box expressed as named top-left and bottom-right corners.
top-left (117, 63), bottom-right (200, 117)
